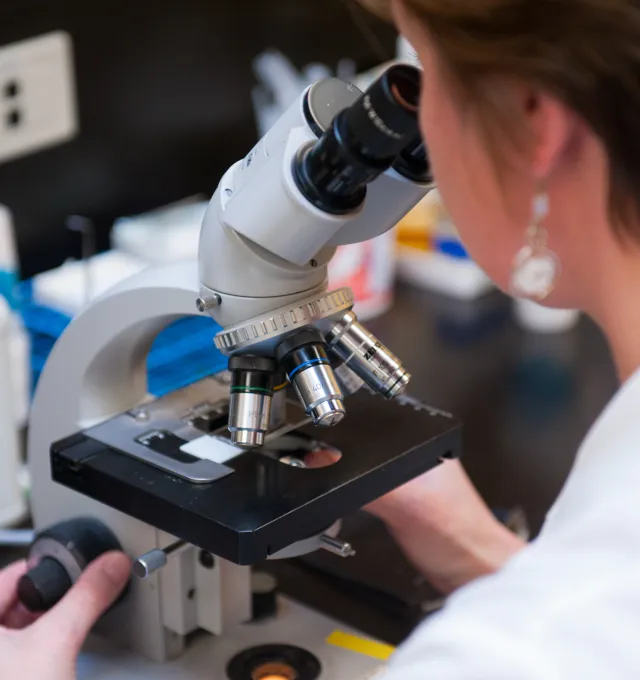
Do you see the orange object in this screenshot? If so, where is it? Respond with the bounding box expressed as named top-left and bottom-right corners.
top-left (329, 229), bottom-right (396, 320)
top-left (396, 194), bottom-right (435, 252)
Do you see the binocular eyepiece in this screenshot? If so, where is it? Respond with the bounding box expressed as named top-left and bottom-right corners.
top-left (293, 63), bottom-right (429, 215)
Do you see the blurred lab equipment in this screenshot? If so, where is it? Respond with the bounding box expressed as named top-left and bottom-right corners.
top-left (0, 205), bottom-right (31, 428)
top-left (514, 298), bottom-right (581, 334)
top-left (0, 206), bottom-right (29, 528)
top-left (22, 200), bottom-right (225, 397)
top-left (0, 295), bottom-right (27, 528)
top-left (111, 199), bottom-right (207, 264)
top-left (329, 229), bottom-right (398, 320)
top-left (31, 250), bottom-right (149, 317)
top-left (396, 189), bottom-right (494, 300)
top-left (0, 529), bottom-right (34, 547)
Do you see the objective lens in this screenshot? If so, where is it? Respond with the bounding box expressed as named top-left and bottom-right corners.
top-left (327, 311), bottom-right (411, 399)
top-left (333, 362), bottom-right (365, 397)
top-left (228, 356), bottom-right (276, 447)
top-left (294, 64), bottom-right (423, 215)
top-left (276, 330), bottom-right (346, 427)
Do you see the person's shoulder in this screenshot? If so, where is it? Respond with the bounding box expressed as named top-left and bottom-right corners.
top-left (544, 367), bottom-right (640, 532)
top-left (381, 371), bottom-right (640, 680)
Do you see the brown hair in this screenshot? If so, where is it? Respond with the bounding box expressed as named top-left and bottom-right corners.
top-left (359, 0), bottom-right (640, 238)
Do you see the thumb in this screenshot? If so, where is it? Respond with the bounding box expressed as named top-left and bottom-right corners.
top-left (33, 551), bottom-right (131, 657)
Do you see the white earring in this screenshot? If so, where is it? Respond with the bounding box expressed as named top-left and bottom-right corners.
top-left (510, 192), bottom-right (560, 302)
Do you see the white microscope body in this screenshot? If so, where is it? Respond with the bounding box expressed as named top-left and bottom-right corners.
top-left (25, 64), bottom-right (442, 679)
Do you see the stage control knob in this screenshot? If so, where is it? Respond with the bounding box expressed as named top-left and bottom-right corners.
top-left (18, 517), bottom-right (124, 613)
top-left (18, 557), bottom-right (72, 613)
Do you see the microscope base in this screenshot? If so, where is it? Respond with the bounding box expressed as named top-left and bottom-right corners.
top-left (78, 596), bottom-right (388, 679)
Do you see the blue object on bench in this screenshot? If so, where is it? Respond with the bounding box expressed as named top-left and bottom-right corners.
top-left (19, 281), bottom-right (228, 398)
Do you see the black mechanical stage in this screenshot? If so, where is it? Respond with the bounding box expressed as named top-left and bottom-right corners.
top-left (51, 375), bottom-right (461, 565)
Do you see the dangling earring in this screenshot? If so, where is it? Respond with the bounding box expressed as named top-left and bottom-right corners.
top-left (510, 190), bottom-right (560, 302)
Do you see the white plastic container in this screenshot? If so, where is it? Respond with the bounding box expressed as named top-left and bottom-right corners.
top-left (0, 295), bottom-right (27, 527)
top-left (396, 190), bottom-right (494, 300)
top-left (112, 200), bottom-right (207, 264)
top-left (514, 299), bottom-right (580, 334)
top-left (32, 250), bottom-right (149, 317)
top-left (328, 229), bottom-right (397, 321)
top-left (0, 205), bottom-right (30, 428)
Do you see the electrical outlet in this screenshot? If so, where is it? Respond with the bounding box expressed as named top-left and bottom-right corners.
top-left (0, 31), bottom-right (78, 165)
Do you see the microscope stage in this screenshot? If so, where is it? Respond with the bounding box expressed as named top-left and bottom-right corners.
top-left (51, 376), bottom-right (461, 565)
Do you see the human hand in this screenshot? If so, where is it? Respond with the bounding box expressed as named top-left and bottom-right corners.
top-left (367, 459), bottom-right (525, 594)
top-left (0, 552), bottom-right (131, 680)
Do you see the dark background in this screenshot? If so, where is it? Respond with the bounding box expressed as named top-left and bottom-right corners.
top-left (0, 0), bottom-right (396, 277)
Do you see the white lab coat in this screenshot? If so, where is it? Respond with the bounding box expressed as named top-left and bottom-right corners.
top-left (384, 368), bottom-right (640, 679)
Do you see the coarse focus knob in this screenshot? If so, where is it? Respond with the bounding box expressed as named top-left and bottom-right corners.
top-left (17, 557), bottom-right (72, 613)
top-left (17, 517), bottom-right (124, 613)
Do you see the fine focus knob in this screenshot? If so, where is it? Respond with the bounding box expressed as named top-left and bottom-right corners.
top-left (18, 557), bottom-right (72, 613)
top-left (17, 517), bottom-right (124, 614)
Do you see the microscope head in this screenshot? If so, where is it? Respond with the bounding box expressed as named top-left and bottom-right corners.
top-left (205, 63), bottom-right (429, 447)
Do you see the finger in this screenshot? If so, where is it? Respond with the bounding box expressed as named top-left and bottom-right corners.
top-left (33, 551), bottom-right (130, 656)
top-left (304, 449), bottom-right (342, 469)
top-left (0, 561), bottom-right (27, 618)
top-left (1, 601), bottom-right (41, 630)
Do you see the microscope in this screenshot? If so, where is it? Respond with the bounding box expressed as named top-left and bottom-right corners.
top-left (21, 64), bottom-right (461, 679)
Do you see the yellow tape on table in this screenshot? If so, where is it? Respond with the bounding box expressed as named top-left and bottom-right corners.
top-left (326, 631), bottom-right (396, 661)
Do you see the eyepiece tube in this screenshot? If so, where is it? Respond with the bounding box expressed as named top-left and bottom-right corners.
top-left (393, 134), bottom-right (431, 184)
top-left (293, 64), bottom-right (423, 215)
top-left (228, 356), bottom-right (276, 447)
top-left (276, 330), bottom-right (346, 427)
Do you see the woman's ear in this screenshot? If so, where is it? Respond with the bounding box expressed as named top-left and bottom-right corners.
top-left (524, 89), bottom-right (575, 180)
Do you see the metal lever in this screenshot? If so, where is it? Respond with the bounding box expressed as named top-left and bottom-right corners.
top-left (0, 529), bottom-right (35, 548)
top-left (66, 215), bottom-right (96, 308)
top-left (132, 540), bottom-right (191, 579)
top-left (319, 535), bottom-right (356, 558)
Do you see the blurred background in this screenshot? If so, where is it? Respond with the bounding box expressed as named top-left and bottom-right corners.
top-left (0, 0), bottom-right (398, 276)
top-left (0, 0), bottom-right (619, 646)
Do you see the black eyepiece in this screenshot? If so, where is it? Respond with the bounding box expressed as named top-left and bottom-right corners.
top-left (393, 134), bottom-right (432, 184)
top-left (293, 64), bottom-right (423, 215)
top-left (388, 67), bottom-right (421, 111)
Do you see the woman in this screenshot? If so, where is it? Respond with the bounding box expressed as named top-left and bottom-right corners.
top-left (2, 0), bottom-right (640, 676)
top-left (363, 0), bottom-right (640, 676)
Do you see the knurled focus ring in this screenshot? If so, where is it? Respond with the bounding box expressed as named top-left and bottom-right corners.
top-left (214, 288), bottom-right (354, 354)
